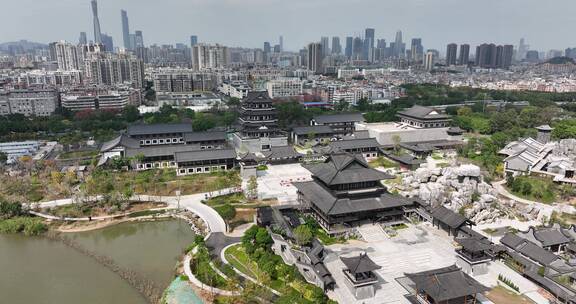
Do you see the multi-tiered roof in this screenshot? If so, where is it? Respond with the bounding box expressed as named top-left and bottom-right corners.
top-left (238, 91), bottom-right (282, 139)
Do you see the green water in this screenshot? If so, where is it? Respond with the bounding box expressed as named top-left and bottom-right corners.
top-left (0, 220), bottom-right (196, 304)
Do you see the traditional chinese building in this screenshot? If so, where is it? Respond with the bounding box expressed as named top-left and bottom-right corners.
top-left (232, 91), bottom-right (287, 152)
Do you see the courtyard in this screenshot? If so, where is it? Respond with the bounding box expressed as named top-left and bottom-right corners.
top-left (245, 163), bottom-right (312, 203)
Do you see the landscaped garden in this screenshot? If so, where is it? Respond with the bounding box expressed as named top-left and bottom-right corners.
top-left (505, 175), bottom-right (558, 204)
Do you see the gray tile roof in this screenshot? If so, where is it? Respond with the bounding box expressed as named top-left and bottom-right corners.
top-left (183, 131), bottom-right (227, 142)
top-left (501, 233), bottom-right (559, 266)
top-left (302, 152), bottom-right (393, 185)
top-left (127, 123), bottom-right (193, 136)
top-left (405, 265), bottom-right (489, 302)
top-left (243, 91), bottom-right (273, 103)
top-left (125, 144), bottom-right (200, 158)
top-left (292, 125), bottom-right (335, 136)
top-left (293, 180), bottom-right (413, 215)
top-left (313, 113), bottom-right (365, 124)
top-left (397, 105), bottom-right (451, 120)
top-left (431, 206), bottom-right (470, 229)
top-left (174, 148), bottom-right (237, 163)
top-left (328, 138), bottom-right (381, 151)
top-left (100, 134), bottom-right (140, 152)
top-left (340, 253), bottom-right (381, 274)
top-left (261, 145), bottom-right (302, 160)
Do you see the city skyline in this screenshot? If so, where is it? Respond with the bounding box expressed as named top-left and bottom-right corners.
top-left (1, 0), bottom-right (575, 52)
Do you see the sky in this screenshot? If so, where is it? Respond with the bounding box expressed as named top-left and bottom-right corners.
top-left (0, 0), bottom-right (574, 52)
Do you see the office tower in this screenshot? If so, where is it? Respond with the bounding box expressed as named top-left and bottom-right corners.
top-left (263, 42), bottom-right (271, 53)
top-left (352, 37), bottom-right (363, 60)
top-left (134, 30), bottom-right (144, 48)
top-left (475, 43), bottom-right (497, 68)
top-left (525, 50), bottom-right (539, 63)
top-left (121, 10), bottom-right (130, 50)
top-left (50, 41), bottom-right (80, 70)
top-left (424, 51), bottom-right (434, 71)
top-left (459, 44), bottom-right (470, 65)
top-left (393, 30), bottom-right (405, 58)
top-left (307, 42), bottom-right (324, 73)
top-left (501, 45), bottom-right (514, 68)
top-left (345, 37), bottom-right (353, 58)
top-left (364, 28), bottom-right (375, 61)
top-left (517, 38), bottom-right (528, 61)
top-left (331, 37), bottom-right (341, 55)
top-left (192, 44), bottom-right (229, 70)
top-left (446, 43), bottom-right (458, 66)
top-left (190, 35), bottom-right (198, 47)
top-left (320, 37), bottom-right (330, 56)
top-left (410, 38), bottom-right (423, 62)
top-left (279, 36), bottom-right (283, 52)
top-left (273, 44), bottom-right (281, 53)
top-left (91, 0), bottom-right (102, 44)
top-left (79, 32), bottom-right (87, 45)
top-left (101, 34), bottom-right (114, 52)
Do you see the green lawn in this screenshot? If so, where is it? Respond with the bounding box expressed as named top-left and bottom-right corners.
top-left (59, 150), bottom-right (99, 159)
top-left (224, 244), bottom-right (263, 280)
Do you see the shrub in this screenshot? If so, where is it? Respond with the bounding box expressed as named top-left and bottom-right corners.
top-left (498, 274), bottom-right (520, 292)
top-left (0, 217), bottom-right (47, 236)
top-left (214, 204), bottom-right (236, 221)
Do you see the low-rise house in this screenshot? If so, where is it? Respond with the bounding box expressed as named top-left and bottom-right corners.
top-left (430, 206), bottom-right (474, 236)
top-left (396, 105), bottom-right (452, 128)
top-left (311, 113), bottom-right (365, 136)
top-left (340, 253), bottom-right (382, 300)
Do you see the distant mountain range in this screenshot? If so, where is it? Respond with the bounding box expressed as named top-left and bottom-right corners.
top-left (0, 40), bottom-right (48, 51)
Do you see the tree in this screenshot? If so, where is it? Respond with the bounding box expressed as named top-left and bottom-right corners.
top-left (334, 99), bottom-right (350, 112)
top-left (246, 176), bottom-right (258, 199)
top-left (0, 151), bottom-right (7, 165)
top-left (122, 105), bottom-right (140, 122)
top-left (293, 224), bottom-right (313, 246)
top-left (392, 135), bottom-right (402, 155)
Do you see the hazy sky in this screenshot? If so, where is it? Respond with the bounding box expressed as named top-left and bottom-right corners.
top-left (0, 0), bottom-right (573, 52)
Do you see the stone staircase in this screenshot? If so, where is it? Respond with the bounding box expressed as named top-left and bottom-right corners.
top-left (357, 224), bottom-right (387, 242)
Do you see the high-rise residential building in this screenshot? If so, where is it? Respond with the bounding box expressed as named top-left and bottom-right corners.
top-left (364, 28), bottom-right (375, 61)
top-left (320, 37), bottom-right (330, 56)
top-left (121, 10), bottom-right (131, 50)
top-left (502, 45), bottom-right (514, 68)
top-left (79, 32), bottom-right (87, 45)
top-left (424, 51), bottom-right (435, 71)
top-left (345, 37), bottom-right (353, 58)
top-left (307, 42), bottom-right (324, 73)
top-left (331, 37), bottom-right (341, 55)
top-left (446, 43), bottom-right (458, 66)
top-left (192, 44), bottom-right (229, 70)
top-left (91, 0), bottom-right (102, 44)
top-left (84, 52), bottom-right (145, 88)
top-left (134, 30), bottom-right (144, 48)
top-left (410, 38), bottom-right (423, 62)
top-left (101, 34), bottom-right (114, 52)
top-left (49, 41), bottom-right (81, 71)
top-left (459, 44), bottom-right (470, 65)
top-left (475, 43), bottom-right (496, 68)
top-left (190, 35), bottom-right (198, 47)
top-left (525, 50), bottom-right (539, 63)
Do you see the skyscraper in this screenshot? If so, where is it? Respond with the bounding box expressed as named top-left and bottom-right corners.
top-left (101, 34), bottom-right (114, 52)
top-left (331, 37), bottom-right (341, 55)
top-left (320, 37), bottom-right (330, 56)
top-left (410, 38), bottom-right (423, 62)
top-left (517, 38), bottom-right (528, 61)
top-left (79, 32), bottom-right (87, 45)
top-left (364, 28), bottom-right (375, 61)
top-left (345, 37), bottom-right (353, 58)
top-left (459, 44), bottom-right (470, 65)
top-left (134, 31), bottom-right (144, 48)
top-left (91, 0), bottom-right (102, 44)
top-left (475, 43), bottom-right (497, 68)
top-left (502, 45), bottom-right (514, 69)
top-left (352, 37), bottom-right (363, 60)
top-left (121, 10), bottom-right (131, 50)
top-left (192, 44), bottom-right (229, 70)
top-left (424, 51), bottom-right (435, 71)
top-left (50, 41), bottom-right (80, 71)
top-left (279, 36), bottom-right (283, 52)
top-left (307, 42), bottom-right (324, 73)
top-left (393, 30), bottom-right (404, 58)
top-left (446, 43), bottom-right (458, 66)
top-left (190, 35), bottom-right (198, 47)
